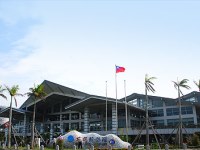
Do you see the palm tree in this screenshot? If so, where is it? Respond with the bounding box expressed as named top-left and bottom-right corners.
top-left (172, 78), bottom-right (190, 148)
top-left (27, 84), bottom-right (46, 149)
top-left (0, 85), bottom-right (7, 100)
top-left (194, 80), bottom-right (200, 91)
top-left (145, 74), bottom-right (156, 149)
top-left (5, 85), bottom-right (23, 148)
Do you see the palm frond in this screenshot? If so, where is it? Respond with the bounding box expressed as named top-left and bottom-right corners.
top-left (172, 81), bottom-right (178, 90)
top-left (0, 94), bottom-right (7, 100)
top-left (145, 74), bottom-right (156, 93)
top-left (194, 80), bottom-right (200, 91)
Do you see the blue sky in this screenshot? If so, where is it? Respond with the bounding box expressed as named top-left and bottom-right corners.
top-left (0, 1), bottom-right (200, 107)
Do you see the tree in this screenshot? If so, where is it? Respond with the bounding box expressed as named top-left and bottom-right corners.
top-left (5, 85), bottom-right (23, 148)
top-left (145, 74), bottom-right (156, 149)
top-left (194, 80), bottom-right (200, 91)
top-left (172, 78), bottom-right (190, 148)
top-left (0, 85), bottom-right (7, 100)
top-left (26, 84), bottom-right (46, 149)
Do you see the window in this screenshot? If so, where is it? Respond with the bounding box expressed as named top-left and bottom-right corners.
top-left (118, 119), bottom-right (125, 128)
top-left (152, 99), bottom-right (163, 108)
top-left (166, 108), bottom-right (179, 116)
top-left (152, 120), bottom-right (164, 126)
top-left (128, 99), bottom-right (138, 106)
top-left (71, 113), bottom-right (79, 120)
top-left (165, 100), bottom-right (176, 106)
top-left (149, 109), bottom-right (164, 117)
top-left (118, 109), bottom-right (125, 116)
top-left (62, 114), bottom-right (69, 120)
top-left (185, 97), bottom-right (197, 102)
top-left (90, 122), bottom-right (101, 131)
top-left (71, 122), bottom-right (79, 130)
top-left (63, 123), bottom-right (69, 132)
top-left (53, 124), bottom-right (60, 132)
top-left (182, 118), bottom-right (194, 125)
top-left (167, 119), bottom-right (179, 126)
top-left (181, 107), bottom-right (193, 115)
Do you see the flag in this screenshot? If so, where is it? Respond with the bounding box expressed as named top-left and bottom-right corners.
top-left (116, 65), bottom-right (125, 73)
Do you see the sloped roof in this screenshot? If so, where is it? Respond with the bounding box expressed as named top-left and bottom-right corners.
top-left (20, 80), bottom-right (89, 109)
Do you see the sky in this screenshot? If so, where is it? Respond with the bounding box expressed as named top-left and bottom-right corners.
top-left (0, 0), bottom-right (200, 108)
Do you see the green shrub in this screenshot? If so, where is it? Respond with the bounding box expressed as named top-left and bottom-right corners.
top-left (56, 136), bottom-right (64, 150)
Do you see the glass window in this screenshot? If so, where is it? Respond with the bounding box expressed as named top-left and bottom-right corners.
top-left (118, 119), bottom-right (125, 128)
top-left (71, 122), bottom-right (79, 130)
top-left (166, 108), bottom-right (179, 116)
top-left (181, 107), bottom-right (193, 115)
top-left (167, 119), bottom-right (179, 126)
top-left (152, 120), bottom-right (164, 126)
top-left (89, 122), bottom-right (101, 131)
top-left (182, 118), bottom-right (194, 125)
top-left (118, 109), bottom-right (125, 116)
top-left (63, 123), bottom-right (69, 132)
top-left (53, 124), bottom-right (60, 132)
top-left (165, 100), bottom-right (176, 106)
top-left (149, 109), bottom-right (164, 117)
top-left (62, 114), bottom-right (69, 120)
top-left (152, 99), bottom-right (163, 108)
top-left (71, 113), bottom-right (79, 120)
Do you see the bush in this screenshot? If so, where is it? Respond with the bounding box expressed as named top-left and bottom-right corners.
top-left (56, 136), bottom-right (64, 150)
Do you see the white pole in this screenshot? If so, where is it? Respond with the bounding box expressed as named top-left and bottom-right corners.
top-left (115, 65), bottom-right (118, 133)
top-left (124, 80), bottom-right (128, 142)
top-left (106, 81), bottom-right (108, 131)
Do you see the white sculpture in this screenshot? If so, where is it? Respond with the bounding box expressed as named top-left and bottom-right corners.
top-left (57, 130), bottom-right (131, 149)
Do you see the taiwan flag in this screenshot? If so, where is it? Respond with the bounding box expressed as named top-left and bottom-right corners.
top-left (116, 65), bottom-right (125, 73)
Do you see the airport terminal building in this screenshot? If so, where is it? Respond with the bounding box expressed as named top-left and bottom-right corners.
top-left (0, 80), bottom-right (200, 143)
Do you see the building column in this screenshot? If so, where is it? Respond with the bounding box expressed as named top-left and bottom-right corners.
top-left (163, 100), bottom-right (167, 126)
top-left (79, 112), bottom-right (82, 130)
top-left (193, 106), bottom-right (197, 125)
top-left (23, 114), bottom-right (26, 136)
top-left (50, 123), bottom-right (53, 140)
top-left (40, 123), bottom-right (44, 133)
top-left (84, 107), bottom-right (89, 133)
top-left (112, 103), bottom-right (117, 134)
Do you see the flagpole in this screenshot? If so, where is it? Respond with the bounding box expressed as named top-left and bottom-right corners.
top-left (106, 81), bottom-right (108, 132)
top-left (124, 80), bottom-right (128, 142)
top-left (115, 65), bottom-right (118, 134)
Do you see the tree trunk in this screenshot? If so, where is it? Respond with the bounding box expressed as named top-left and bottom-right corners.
top-left (145, 88), bottom-right (149, 149)
top-left (31, 100), bottom-right (36, 149)
top-left (8, 96), bottom-right (13, 148)
top-left (178, 86), bottom-right (183, 148)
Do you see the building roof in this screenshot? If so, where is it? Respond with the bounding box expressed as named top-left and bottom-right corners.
top-left (20, 80), bottom-right (90, 109)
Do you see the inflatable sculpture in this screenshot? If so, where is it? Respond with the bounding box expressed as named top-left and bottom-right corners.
top-left (57, 130), bottom-right (131, 149)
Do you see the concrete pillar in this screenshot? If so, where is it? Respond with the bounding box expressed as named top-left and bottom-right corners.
top-left (23, 114), bottom-right (27, 136)
top-left (84, 107), bottom-right (89, 133)
top-left (50, 123), bottom-right (53, 140)
top-left (112, 103), bottom-right (117, 134)
top-left (27, 144), bottom-right (30, 150)
top-left (165, 144), bottom-right (169, 150)
top-left (128, 145), bottom-right (131, 150)
top-left (56, 145), bottom-right (59, 150)
top-left (91, 145), bottom-right (94, 150)
top-left (40, 123), bottom-right (44, 133)
top-left (183, 143), bottom-right (187, 150)
top-left (73, 145), bottom-right (76, 150)
top-left (2, 143), bottom-right (5, 149)
top-left (40, 145), bottom-right (44, 150)
top-left (14, 144), bottom-right (17, 149)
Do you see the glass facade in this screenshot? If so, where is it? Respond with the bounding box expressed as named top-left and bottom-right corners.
top-left (152, 99), bottom-right (163, 108)
top-left (165, 100), bottom-right (177, 106)
top-left (167, 107), bottom-right (193, 116)
top-left (149, 109), bottom-right (164, 117)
